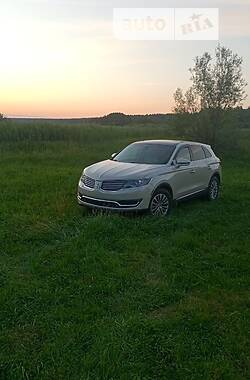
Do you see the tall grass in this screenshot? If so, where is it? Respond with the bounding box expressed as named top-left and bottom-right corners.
top-left (0, 120), bottom-right (173, 144)
top-left (1, 119), bottom-right (249, 159)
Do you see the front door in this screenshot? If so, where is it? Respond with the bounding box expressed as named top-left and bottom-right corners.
top-left (171, 146), bottom-right (197, 198)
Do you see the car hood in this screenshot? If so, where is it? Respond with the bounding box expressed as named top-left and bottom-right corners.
top-left (84, 160), bottom-right (167, 180)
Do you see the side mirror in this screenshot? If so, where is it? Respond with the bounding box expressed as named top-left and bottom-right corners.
top-left (175, 158), bottom-right (191, 167)
top-left (111, 153), bottom-right (117, 160)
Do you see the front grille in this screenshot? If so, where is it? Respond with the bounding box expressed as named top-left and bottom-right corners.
top-left (82, 175), bottom-right (95, 189)
top-left (101, 180), bottom-right (126, 191)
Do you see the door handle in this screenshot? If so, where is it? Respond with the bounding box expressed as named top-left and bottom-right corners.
top-left (190, 169), bottom-right (196, 174)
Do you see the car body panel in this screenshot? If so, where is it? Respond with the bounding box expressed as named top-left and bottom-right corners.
top-left (84, 160), bottom-right (163, 180)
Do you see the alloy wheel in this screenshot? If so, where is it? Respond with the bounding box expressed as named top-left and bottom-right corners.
top-left (150, 193), bottom-right (170, 216)
top-left (209, 178), bottom-right (219, 200)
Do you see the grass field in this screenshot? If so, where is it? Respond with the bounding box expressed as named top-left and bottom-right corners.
top-left (0, 122), bottom-right (250, 379)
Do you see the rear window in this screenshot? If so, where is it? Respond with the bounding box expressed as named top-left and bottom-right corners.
top-left (202, 146), bottom-right (212, 158)
top-left (191, 145), bottom-right (206, 161)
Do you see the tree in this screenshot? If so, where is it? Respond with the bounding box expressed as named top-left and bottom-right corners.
top-left (0, 113), bottom-right (4, 121)
top-left (101, 112), bottom-right (132, 126)
top-left (173, 45), bottom-right (247, 147)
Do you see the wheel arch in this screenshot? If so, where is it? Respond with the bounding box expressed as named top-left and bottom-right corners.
top-left (210, 172), bottom-right (221, 184)
top-left (152, 182), bottom-right (173, 198)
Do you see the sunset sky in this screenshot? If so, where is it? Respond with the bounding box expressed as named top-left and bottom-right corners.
top-left (0, 0), bottom-right (249, 118)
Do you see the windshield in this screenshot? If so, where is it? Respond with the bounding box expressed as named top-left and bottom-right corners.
top-left (113, 143), bottom-right (176, 164)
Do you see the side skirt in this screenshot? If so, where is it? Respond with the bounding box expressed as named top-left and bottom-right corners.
top-left (175, 188), bottom-right (207, 202)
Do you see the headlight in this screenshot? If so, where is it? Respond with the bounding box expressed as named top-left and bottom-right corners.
top-left (79, 173), bottom-right (86, 185)
top-left (123, 178), bottom-right (151, 189)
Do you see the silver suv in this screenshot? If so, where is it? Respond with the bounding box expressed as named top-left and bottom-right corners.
top-left (77, 140), bottom-right (221, 216)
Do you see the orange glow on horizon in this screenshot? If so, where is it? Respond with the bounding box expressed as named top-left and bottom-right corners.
top-left (0, 2), bottom-right (249, 118)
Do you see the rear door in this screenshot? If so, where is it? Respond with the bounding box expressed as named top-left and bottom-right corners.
top-left (190, 145), bottom-right (210, 191)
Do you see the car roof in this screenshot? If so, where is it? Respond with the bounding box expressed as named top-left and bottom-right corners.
top-left (179, 140), bottom-right (211, 148)
top-left (134, 139), bottom-right (181, 145)
top-left (133, 139), bottom-right (210, 147)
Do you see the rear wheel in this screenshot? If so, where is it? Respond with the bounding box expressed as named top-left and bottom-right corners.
top-left (207, 176), bottom-right (220, 201)
top-left (149, 189), bottom-right (172, 216)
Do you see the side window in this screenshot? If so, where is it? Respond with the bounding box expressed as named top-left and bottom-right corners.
top-left (202, 146), bottom-right (212, 158)
top-left (176, 147), bottom-right (191, 161)
top-left (191, 145), bottom-right (206, 161)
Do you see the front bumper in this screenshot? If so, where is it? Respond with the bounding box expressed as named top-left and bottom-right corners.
top-left (78, 194), bottom-right (142, 210)
top-left (77, 183), bottom-right (151, 211)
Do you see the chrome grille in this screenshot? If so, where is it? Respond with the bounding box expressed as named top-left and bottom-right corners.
top-left (82, 175), bottom-right (95, 189)
top-left (101, 180), bottom-right (126, 191)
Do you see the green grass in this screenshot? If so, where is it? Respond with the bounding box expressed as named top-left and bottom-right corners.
top-left (0, 123), bottom-right (250, 379)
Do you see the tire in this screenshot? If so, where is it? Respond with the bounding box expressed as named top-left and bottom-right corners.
top-left (149, 188), bottom-right (172, 216)
top-left (207, 176), bottom-right (220, 201)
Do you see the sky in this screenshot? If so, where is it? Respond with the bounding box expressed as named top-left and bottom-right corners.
top-left (0, 0), bottom-right (249, 118)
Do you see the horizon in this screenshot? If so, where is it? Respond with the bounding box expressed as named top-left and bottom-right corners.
top-left (6, 105), bottom-right (250, 120)
top-left (7, 111), bottom-right (174, 119)
top-left (1, 0), bottom-right (250, 118)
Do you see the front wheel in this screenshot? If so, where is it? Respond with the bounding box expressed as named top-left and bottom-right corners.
top-left (149, 189), bottom-right (172, 216)
top-left (207, 176), bottom-right (220, 201)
